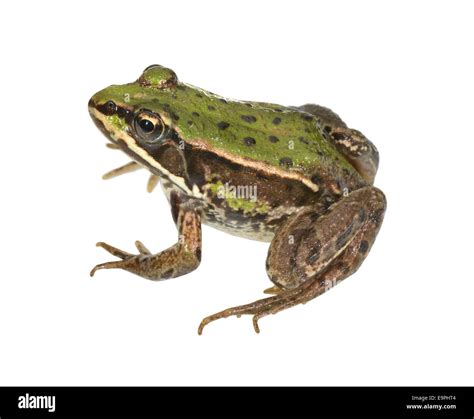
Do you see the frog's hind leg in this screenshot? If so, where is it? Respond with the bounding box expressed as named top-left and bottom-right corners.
top-left (198, 186), bottom-right (386, 334)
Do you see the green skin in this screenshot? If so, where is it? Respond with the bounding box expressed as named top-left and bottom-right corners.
top-left (88, 65), bottom-right (387, 334)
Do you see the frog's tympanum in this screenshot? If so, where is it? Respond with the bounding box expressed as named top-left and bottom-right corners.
top-left (89, 65), bottom-right (386, 334)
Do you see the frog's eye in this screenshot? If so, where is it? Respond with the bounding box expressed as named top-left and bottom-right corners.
top-left (133, 110), bottom-right (166, 144)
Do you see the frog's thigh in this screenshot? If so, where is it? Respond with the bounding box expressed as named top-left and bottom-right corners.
top-left (198, 187), bottom-right (386, 334)
top-left (267, 186), bottom-right (386, 291)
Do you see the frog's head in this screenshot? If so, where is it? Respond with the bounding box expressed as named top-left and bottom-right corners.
top-left (88, 65), bottom-right (180, 173)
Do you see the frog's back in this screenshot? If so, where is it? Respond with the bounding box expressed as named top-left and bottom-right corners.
top-left (168, 83), bottom-right (363, 191)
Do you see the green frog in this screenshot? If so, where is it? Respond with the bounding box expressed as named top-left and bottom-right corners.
top-left (88, 65), bottom-right (386, 334)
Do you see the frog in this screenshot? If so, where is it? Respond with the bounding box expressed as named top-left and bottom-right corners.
top-left (88, 65), bottom-right (386, 334)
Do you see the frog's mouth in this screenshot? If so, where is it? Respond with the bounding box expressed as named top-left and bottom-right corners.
top-left (88, 98), bottom-right (140, 159)
top-left (88, 98), bottom-right (127, 146)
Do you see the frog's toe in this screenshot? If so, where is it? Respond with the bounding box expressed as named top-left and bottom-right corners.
top-left (146, 174), bottom-right (160, 193)
top-left (263, 285), bottom-right (282, 295)
top-left (90, 260), bottom-right (127, 277)
top-left (95, 241), bottom-right (133, 259)
top-left (197, 296), bottom-right (279, 335)
top-left (198, 307), bottom-right (244, 335)
top-left (105, 142), bottom-right (120, 150)
top-left (91, 242), bottom-right (138, 277)
top-left (198, 309), bottom-right (263, 335)
top-left (135, 240), bottom-right (151, 255)
top-left (102, 161), bottom-right (141, 180)
top-left (91, 255), bottom-right (148, 277)
top-left (198, 281), bottom-right (326, 334)
top-left (252, 315), bottom-right (262, 334)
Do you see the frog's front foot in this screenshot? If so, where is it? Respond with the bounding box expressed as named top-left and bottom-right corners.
top-left (91, 205), bottom-right (202, 281)
top-left (91, 240), bottom-right (155, 277)
top-left (91, 239), bottom-right (201, 280)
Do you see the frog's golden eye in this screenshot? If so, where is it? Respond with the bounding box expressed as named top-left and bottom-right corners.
top-left (133, 110), bottom-right (166, 144)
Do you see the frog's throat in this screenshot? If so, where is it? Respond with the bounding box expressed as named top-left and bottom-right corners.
top-left (90, 107), bottom-right (198, 198)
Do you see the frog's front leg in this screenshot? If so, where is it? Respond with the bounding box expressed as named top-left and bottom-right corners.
top-left (90, 192), bottom-right (201, 280)
top-left (198, 186), bottom-right (386, 334)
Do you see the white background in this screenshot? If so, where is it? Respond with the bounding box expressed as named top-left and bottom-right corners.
top-left (0, 0), bottom-right (473, 386)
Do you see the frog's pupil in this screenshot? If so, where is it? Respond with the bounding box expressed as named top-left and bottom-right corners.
top-left (139, 119), bottom-right (154, 133)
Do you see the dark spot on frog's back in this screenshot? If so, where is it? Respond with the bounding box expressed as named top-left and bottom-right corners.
top-left (272, 117), bottom-right (282, 125)
top-left (243, 137), bottom-right (256, 146)
top-left (219, 98), bottom-right (228, 104)
top-left (192, 111), bottom-right (200, 117)
top-left (268, 135), bottom-right (279, 143)
top-left (241, 115), bottom-right (257, 123)
top-left (279, 157), bottom-right (293, 168)
top-left (208, 105), bottom-right (216, 111)
top-left (301, 114), bottom-right (313, 121)
top-left (299, 136), bottom-right (309, 145)
top-left (171, 112), bottom-right (180, 121)
top-left (217, 121), bottom-right (230, 130)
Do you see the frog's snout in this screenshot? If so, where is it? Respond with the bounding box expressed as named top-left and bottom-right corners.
top-left (88, 97), bottom-right (96, 110)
